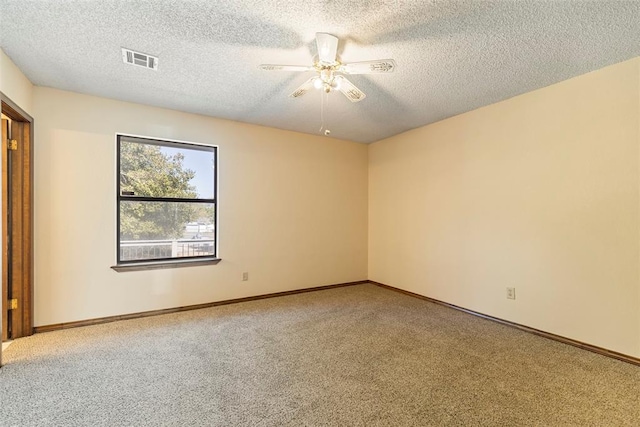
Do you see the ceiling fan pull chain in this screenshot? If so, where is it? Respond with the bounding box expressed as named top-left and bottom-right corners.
top-left (319, 91), bottom-right (331, 136)
top-left (325, 92), bottom-right (330, 136)
top-left (319, 90), bottom-right (325, 133)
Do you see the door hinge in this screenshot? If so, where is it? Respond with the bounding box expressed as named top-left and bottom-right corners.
top-left (7, 139), bottom-right (17, 151)
top-left (8, 299), bottom-right (18, 310)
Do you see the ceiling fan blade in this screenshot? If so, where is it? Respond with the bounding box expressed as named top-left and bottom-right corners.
top-left (259, 64), bottom-right (313, 72)
top-left (316, 33), bottom-right (339, 64)
top-left (289, 77), bottom-right (317, 99)
top-left (340, 59), bottom-right (397, 74)
top-left (335, 76), bottom-right (366, 103)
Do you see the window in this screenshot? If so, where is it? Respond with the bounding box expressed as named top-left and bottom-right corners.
top-left (116, 134), bottom-right (217, 265)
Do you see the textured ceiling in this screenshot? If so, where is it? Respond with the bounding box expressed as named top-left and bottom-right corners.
top-left (1, 1), bottom-right (640, 143)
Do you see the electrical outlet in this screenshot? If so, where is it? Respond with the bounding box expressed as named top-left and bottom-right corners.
top-left (506, 287), bottom-right (516, 300)
top-left (242, 272), bottom-right (249, 281)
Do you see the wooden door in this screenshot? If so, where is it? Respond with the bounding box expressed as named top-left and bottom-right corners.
top-left (1, 102), bottom-right (33, 344)
top-left (1, 118), bottom-right (8, 343)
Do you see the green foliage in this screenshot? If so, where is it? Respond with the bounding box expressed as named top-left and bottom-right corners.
top-left (120, 142), bottom-right (198, 240)
top-left (193, 204), bottom-right (215, 224)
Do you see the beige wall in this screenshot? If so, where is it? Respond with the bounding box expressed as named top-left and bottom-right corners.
top-left (369, 58), bottom-right (640, 358)
top-left (0, 49), bottom-right (34, 115)
top-left (33, 87), bottom-right (368, 326)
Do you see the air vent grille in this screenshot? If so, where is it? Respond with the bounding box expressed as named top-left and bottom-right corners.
top-left (121, 48), bottom-right (158, 70)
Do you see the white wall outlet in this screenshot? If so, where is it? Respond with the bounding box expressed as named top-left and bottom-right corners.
top-left (506, 287), bottom-right (516, 300)
top-left (242, 272), bottom-right (249, 281)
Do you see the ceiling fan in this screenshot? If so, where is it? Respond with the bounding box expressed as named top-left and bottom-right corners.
top-left (259, 33), bottom-right (396, 103)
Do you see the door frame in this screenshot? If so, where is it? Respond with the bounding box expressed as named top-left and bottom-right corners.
top-left (1, 92), bottom-right (34, 366)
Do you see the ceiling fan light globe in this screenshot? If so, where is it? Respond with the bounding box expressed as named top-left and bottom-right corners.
top-left (313, 78), bottom-right (323, 89)
top-left (333, 76), bottom-right (342, 90)
top-left (320, 69), bottom-right (332, 81)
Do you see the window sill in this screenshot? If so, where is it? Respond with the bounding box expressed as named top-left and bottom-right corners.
top-left (111, 258), bottom-right (221, 272)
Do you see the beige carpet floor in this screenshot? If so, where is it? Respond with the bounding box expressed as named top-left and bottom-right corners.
top-left (0, 283), bottom-right (639, 426)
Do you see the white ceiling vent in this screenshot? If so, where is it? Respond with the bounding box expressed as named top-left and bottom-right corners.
top-left (121, 48), bottom-right (158, 70)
